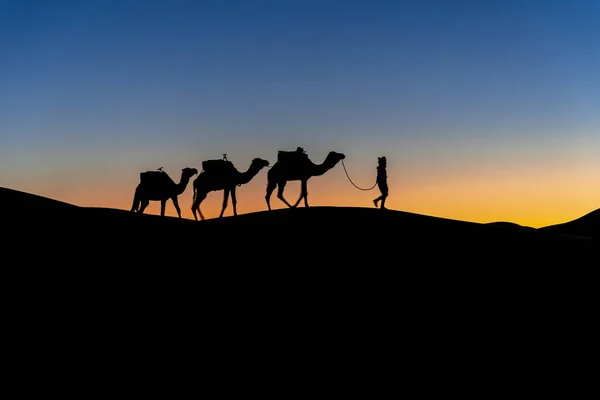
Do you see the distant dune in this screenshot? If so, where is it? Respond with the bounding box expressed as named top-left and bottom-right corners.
top-left (538, 208), bottom-right (600, 239)
top-left (486, 221), bottom-right (536, 230)
top-left (1, 186), bottom-right (79, 211)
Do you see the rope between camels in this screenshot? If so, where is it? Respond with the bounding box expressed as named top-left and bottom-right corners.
top-left (341, 159), bottom-right (377, 191)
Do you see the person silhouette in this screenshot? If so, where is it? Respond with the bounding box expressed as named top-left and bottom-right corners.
top-left (373, 156), bottom-right (388, 209)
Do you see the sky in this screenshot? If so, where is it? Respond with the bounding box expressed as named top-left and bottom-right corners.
top-left (1, 0), bottom-right (599, 227)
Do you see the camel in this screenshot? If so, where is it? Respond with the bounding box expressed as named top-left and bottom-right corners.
top-left (265, 150), bottom-right (345, 210)
top-left (130, 167), bottom-right (198, 218)
top-left (191, 157), bottom-right (270, 221)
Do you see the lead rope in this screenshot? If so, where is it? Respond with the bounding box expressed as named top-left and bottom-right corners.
top-left (341, 159), bottom-right (377, 191)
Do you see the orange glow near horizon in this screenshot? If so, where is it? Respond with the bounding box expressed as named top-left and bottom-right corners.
top-left (4, 135), bottom-right (598, 229)
top-left (9, 155), bottom-right (598, 229)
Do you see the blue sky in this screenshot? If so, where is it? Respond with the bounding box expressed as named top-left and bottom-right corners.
top-left (1, 0), bottom-right (598, 225)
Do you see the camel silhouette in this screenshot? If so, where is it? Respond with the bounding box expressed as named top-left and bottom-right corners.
top-left (191, 157), bottom-right (270, 221)
top-left (265, 150), bottom-right (345, 210)
top-left (130, 167), bottom-right (198, 218)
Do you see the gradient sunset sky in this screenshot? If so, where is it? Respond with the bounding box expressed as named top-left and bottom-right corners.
top-left (2, 0), bottom-right (598, 227)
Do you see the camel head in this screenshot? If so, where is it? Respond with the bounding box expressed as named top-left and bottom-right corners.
top-left (327, 151), bottom-right (346, 164)
top-left (251, 158), bottom-right (270, 170)
top-left (182, 167), bottom-right (199, 180)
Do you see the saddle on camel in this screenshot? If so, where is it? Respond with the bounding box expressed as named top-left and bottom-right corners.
top-left (139, 167), bottom-right (174, 185)
top-left (201, 154), bottom-right (236, 175)
top-left (277, 147), bottom-right (309, 164)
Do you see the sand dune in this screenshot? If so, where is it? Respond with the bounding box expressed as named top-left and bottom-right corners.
top-left (3, 186), bottom-right (595, 265)
top-left (539, 208), bottom-right (600, 239)
top-left (4, 185), bottom-right (596, 357)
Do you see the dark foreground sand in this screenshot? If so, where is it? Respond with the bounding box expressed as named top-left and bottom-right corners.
top-left (3, 185), bottom-right (596, 371)
top-left (4, 185), bottom-right (596, 299)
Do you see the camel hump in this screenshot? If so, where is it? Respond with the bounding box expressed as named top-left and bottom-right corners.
top-left (140, 170), bottom-right (174, 186)
top-left (201, 159), bottom-right (235, 174)
top-left (278, 147), bottom-right (308, 164)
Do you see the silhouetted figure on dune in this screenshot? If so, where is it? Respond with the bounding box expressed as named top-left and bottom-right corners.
top-left (130, 167), bottom-right (198, 218)
top-left (373, 156), bottom-right (388, 209)
top-left (266, 148), bottom-right (345, 210)
top-left (191, 156), bottom-right (270, 220)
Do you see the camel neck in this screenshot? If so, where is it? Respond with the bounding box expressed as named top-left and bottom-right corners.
top-left (176, 175), bottom-right (191, 194)
top-left (237, 164), bottom-right (261, 185)
top-left (312, 157), bottom-right (336, 177)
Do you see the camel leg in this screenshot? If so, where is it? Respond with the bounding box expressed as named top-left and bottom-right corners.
top-left (219, 189), bottom-right (230, 218)
top-left (139, 199), bottom-right (150, 214)
top-left (130, 187), bottom-right (141, 212)
top-left (302, 179), bottom-right (309, 208)
top-left (172, 196), bottom-right (182, 218)
top-left (191, 193), bottom-right (199, 220)
top-left (266, 181), bottom-right (277, 211)
top-left (192, 192), bottom-right (207, 221)
top-left (292, 179), bottom-right (309, 208)
top-left (160, 199), bottom-right (166, 216)
top-left (231, 186), bottom-right (238, 216)
top-left (277, 181), bottom-right (294, 208)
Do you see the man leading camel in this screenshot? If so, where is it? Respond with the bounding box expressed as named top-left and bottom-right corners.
top-left (373, 156), bottom-right (388, 209)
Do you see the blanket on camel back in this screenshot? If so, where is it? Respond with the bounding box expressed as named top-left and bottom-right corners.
top-left (277, 147), bottom-right (309, 164)
top-left (140, 169), bottom-right (175, 186)
top-left (201, 159), bottom-right (236, 174)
